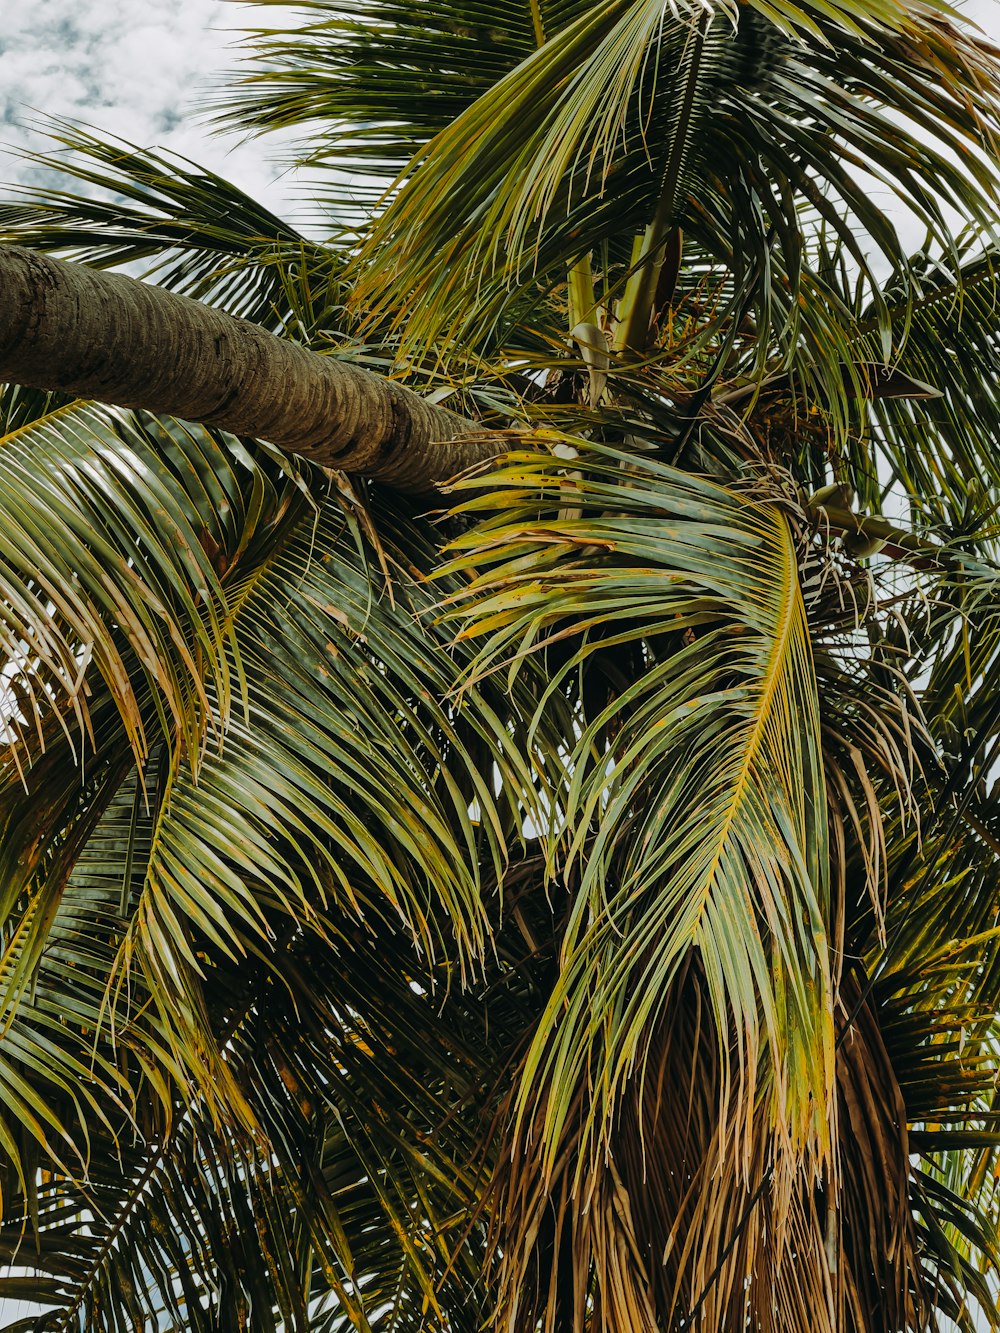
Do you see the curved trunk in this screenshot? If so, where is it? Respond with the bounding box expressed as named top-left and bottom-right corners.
top-left (0, 244), bottom-right (505, 493)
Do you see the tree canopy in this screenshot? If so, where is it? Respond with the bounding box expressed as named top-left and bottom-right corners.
top-left (2, 1), bottom-right (1000, 1329)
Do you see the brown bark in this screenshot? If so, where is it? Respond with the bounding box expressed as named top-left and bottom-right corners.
top-left (0, 244), bottom-right (506, 493)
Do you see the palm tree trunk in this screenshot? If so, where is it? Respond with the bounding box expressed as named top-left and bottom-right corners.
top-left (0, 244), bottom-right (505, 493)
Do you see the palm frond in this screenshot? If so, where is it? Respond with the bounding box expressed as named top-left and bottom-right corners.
top-left (866, 242), bottom-right (1000, 539)
top-left (0, 811), bottom-right (557, 1332)
top-left (211, 0), bottom-right (597, 185)
top-left (122, 486), bottom-right (555, 1103)
top-left (0, 403), bottom-right (563, 1166)
top-left (0, 122), bottom-right (342, 334)
top-left (350, 2), bottom-right (1000, 359)
top-left (438, 444), bottom-right (837, 1321)
top-left (0, 404), bottom-right (247, 772)
top-left (0, 749), bottom-right (173, 1210)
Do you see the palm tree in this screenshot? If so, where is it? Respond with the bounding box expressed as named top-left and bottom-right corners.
top-left (1, 1), bottom-right (1000, 1328)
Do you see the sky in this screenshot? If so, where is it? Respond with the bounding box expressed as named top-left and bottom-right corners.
top-left (1, 0), bottom-right (1000, 1328)
top-left (0, 0), bottom-right (302, 221)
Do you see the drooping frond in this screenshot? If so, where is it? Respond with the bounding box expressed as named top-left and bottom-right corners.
top-left (0, 404), bottom-right (239, 771)
top-left (439, 442), bottom-right (840, 1323)
top-left (0, 406), bottom-right (564, 1184)
top-left (865, 242), bottom-right (1000, 538)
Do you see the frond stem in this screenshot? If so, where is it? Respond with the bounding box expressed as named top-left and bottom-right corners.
top-left (567, 252), bottom-right (597, 332)
top-left (613, 11), bottom-right (711, 358)
top-left (53, 1147), bottom-right (165, 1333)
top-left (805, 502), bottom-right (984, 573)
top-left (528, 0), bottom-right (546, 47)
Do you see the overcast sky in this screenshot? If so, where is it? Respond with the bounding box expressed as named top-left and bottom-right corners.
top-left (0, 0), bottom-right (302, 220)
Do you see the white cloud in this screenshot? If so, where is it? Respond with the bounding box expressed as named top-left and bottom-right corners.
top-left (0, 0), bottom-right (301, 220)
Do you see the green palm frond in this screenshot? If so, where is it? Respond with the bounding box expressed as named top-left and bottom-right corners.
top-left (352, 0), bottom-right (729, 350)
top-left (0, 1108), bottom-right (321, 1333)
top-left (0, 405), bottom-right (562, 1172)
top-left (0, 409), bottom-right (294, 1185)
top-left (0, 386), bottom-right (72, 436)
top-left (444, 443), bottom-right (834, 1175)
top-left (123, 489), bottom-right (553, 1101)
top-left (350, 1), bottom-right (1000, 358)
top-left (801, 617), bottom-right (1000, 1329)
top-left (0, 404), bottom-right (243, 771)
top-left (0, 123), bottom-right (341, 333)
top-left (0, 752), bottom-right (170, 1209)
top-left (211, 0), bottom-right (596, 184)
top-left (865, 242), bottom-right (1000, 536)
top-left (745, 0), bottom-right (943, 38)
top-left (0, 818), bottom-right (555, 1333)
top-left (871, 882), bottom-right (1000, 1323)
